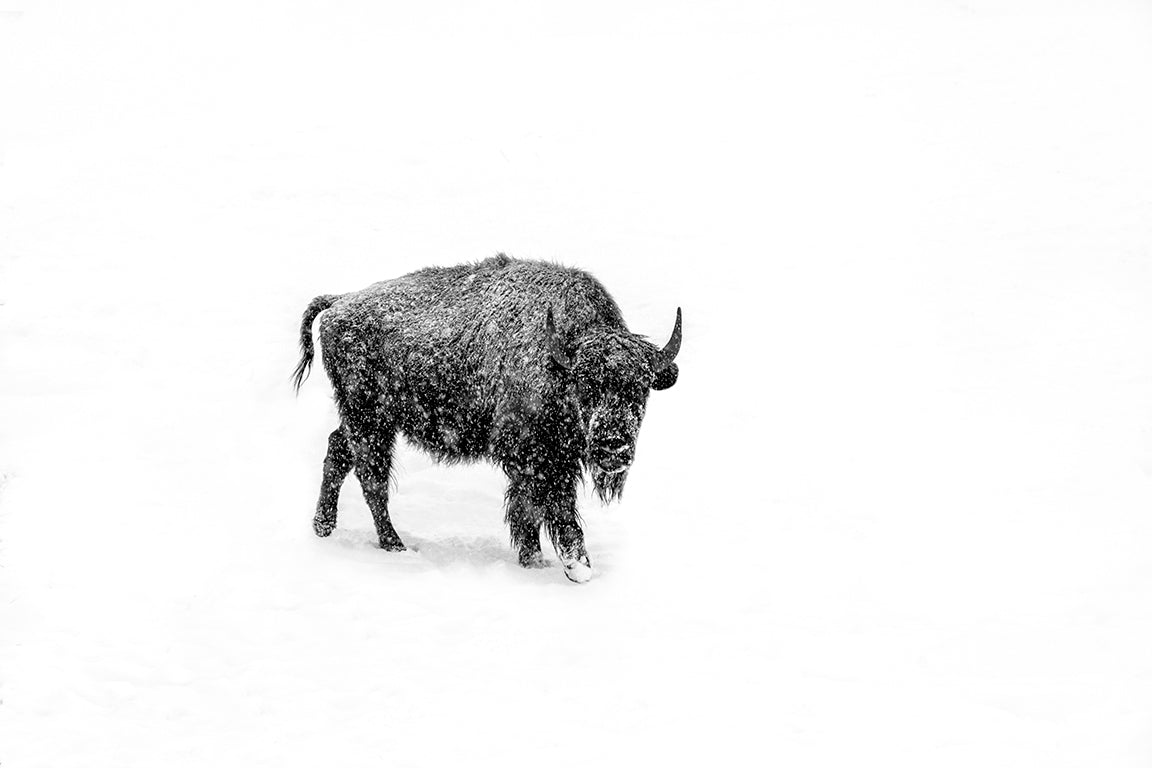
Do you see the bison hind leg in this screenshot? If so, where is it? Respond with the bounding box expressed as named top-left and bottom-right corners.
top-left (314, 427), bottom-right (353, 537)
top-left (346, 424), bottom-right (406, 552)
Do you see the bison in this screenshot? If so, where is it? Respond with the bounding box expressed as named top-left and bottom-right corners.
top-left (293, 254), bottom-right (681, 582)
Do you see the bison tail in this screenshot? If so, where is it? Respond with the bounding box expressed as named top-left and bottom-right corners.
top-left (292, 294), bottom-right (340, 393)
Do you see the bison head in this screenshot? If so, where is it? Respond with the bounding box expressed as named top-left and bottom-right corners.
top-left (547, 307), bottom-right (682, 502)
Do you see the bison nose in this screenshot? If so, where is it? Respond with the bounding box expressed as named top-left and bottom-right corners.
top-left (596, 444), bottom-right (633, 473)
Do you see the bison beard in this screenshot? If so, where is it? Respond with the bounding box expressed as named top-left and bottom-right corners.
top-left (591, 465), bottom-right (629, 504)
top-left (294, 254), bottom-right (681, 583)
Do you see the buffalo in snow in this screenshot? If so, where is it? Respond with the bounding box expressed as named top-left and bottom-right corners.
top-left (293, 254), bottom-right (681, 582)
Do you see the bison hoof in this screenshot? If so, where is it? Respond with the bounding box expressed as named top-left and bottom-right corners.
top-left (519, 551), bottom-right (546, 569)
top-left (379, 539), bottom-right (406, 552)
top-left (563, 556), bottom-right (592, 584)
top-left (313, 516), bottom-right (336, 537)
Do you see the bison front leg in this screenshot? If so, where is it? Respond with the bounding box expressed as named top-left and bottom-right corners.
top-left (505, 470), bottom-right (590, 582)
top-left (313, 428), bottom-right (353, 537)
top-left (504, 486), bottom-right (546, 569)
top-left (548, 513), bottom-right (592, 584)
top-left (347, 427), bottom-right (406, 551)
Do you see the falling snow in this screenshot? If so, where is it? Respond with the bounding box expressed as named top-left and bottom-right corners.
top-left (4, 2), bottom-right (1152, 767)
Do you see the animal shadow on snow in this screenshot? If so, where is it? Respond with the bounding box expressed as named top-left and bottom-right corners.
top-left (323, 527), bottom-right (570, 580)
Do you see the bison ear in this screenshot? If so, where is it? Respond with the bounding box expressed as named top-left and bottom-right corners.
top-left (546, 308), bottom-right (572, 370)
top-left (651, 362), bottom-right (678, 391)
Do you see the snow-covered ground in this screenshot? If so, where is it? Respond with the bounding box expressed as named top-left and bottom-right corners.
top-left (3, 1), bottom-right (1152, 765)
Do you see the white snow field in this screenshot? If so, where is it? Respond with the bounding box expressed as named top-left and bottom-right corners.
top-left (4, 1), bottom-right (1152, 765)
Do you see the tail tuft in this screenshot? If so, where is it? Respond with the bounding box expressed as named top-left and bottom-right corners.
top-left (292, 294), bottom-right (339, 392)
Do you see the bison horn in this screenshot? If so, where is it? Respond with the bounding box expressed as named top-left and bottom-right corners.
top-left (546, 308), bottom-right (572, 369)
top-left (655, 307), bottom-right (682, 371)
